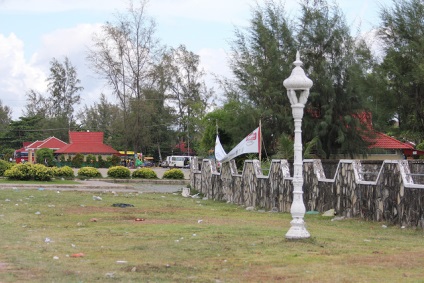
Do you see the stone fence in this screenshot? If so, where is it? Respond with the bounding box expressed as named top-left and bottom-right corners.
top-left (190, 158), bottom-right (424, 228)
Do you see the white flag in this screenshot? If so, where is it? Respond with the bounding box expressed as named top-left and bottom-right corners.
top-left (215, 127), bottom-right (261, 163)
top-left (214, 135), bottom-right (227, 162)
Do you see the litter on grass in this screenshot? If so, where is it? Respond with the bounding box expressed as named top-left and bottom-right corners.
top-left (112, 203), bottom-right (134, 208)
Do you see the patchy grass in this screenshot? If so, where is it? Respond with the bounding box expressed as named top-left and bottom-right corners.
top-left (0, 189), bottom-right (423, 282)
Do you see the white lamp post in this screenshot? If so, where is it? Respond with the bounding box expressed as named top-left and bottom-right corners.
top-left (283, 51), bottom-right (313, 239)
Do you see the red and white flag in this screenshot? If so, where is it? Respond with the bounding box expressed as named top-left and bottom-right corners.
top-left (215, 127), bottom-right (261, 163)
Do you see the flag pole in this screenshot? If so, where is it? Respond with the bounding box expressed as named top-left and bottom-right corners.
top-left (216, 120), bottom-right (219, 136)
top-left (259, 119), bottom-right (262, 162)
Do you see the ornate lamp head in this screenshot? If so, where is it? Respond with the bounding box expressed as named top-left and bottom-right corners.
top-left (283, 51), bottom-right (313, 105)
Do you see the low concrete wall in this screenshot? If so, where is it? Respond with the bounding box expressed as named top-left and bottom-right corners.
top-left (190, 158), bottom-right (424, 228)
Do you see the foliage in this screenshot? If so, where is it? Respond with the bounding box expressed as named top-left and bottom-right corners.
top-left (72, 153), bottom-right (85, 168)
top-left (159, 44), bottom-right (214, 153)
top-left (59, 155), bottom-right (66, 163)
top-left (107, 166), bottom-right (131, 179)
top-left (35, 148), bottom-right (55, 166)
top-left (0, 160), bottom-right (13, 176)
top-left (4, 163), bottom-right (53, 181)
top-left (77, 167), bottom-right (101, 178)
top-left (298, 0), bottom-right (374, 158)
top-left (25, 58), bottom-right (83, 121)
top-left (377, 0), bottom-right (424, 143)
top-left (108, 155), bottom-right (121, 167)
top-left (200, 100), bottom-right (259, 155)
top-left (224, 0), bottom-right (374, 159)
top-left (5, 163), bottom-right (32, 180)
top-left (23, 57), bottom-right (83, 141)
top-left (85, 154), bottom-right (96, 165)
top-left (227, 1), bottom-right (295, 156)
top-left (30, 164), bottom-right (54, 181)
top-left (77, 94), bottom-right (125, 150)
top-left (4, 166), bottom-right (24, 180)
top-left (132, 168), bottom-right (158, 179)
top-left (54, 166), bottom-right (75, 179)
top-left (162, 168), bottom-right (184, 179)
top-left (97, 155), bottom-right (107, 168)
top-left (273, 133), bottom-right (294, 160)
top-left (0, 99), bottom-right (11, 132)
top-left (0, 147), bottom-right (15, 162)
top-left (0, 116), bottom-right (45, 150)
top-left (87, 0), bottom-right (162, 157)
top-left (417, 142), bottom-right (424, 151)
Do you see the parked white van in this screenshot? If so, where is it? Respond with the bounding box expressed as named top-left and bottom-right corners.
top-left (161, 156), bottom-right (192, 168)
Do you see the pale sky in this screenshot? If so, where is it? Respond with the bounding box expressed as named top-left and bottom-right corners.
top-left (0, 0), bottom-right (391, 119)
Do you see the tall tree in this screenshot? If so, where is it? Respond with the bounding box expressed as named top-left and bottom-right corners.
top-left (0, 99), bottom-right (12, 131)
top-left (224, 0), bottom-right (374, 159)
top-left (378, 0), bottom-right (424, 142)
top-left (159, 44), bottom-right (213, 154)
top-left (87, 0), bottom-right (163, 153)
top-left (47, 57), bottom-right (83, 128)
top-left (0, 116), bottom-right (45, 149)
top-left (77, 94), bottom-right (124, 148)
top-left (23, 90), bottom-right (49, 118)
top-left (297, 0), bottom-right (373, 158)
top-left (228, 1), bottom-right (296, 155)
top-left (23, 57), bottom-right (83, 141)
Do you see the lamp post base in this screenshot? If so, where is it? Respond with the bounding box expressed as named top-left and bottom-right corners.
top-left (285, 218), bottom-right (310, 239)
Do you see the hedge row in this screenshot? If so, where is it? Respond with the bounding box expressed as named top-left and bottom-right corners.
top-left (1, 163), bottom-right (184, 181)
top-left (4, 164), bottom-right (75, 181)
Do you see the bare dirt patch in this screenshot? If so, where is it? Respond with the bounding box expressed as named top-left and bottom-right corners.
top-left (0, 262), bottom-right (8, 271)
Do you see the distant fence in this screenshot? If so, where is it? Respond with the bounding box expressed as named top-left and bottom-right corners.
top-left (190, 158), bottom-right (424, 228)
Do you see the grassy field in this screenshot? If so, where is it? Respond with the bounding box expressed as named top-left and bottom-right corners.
top-left (0, 188), bottom-right (423, 282)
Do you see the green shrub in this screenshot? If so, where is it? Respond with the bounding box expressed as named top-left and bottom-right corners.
top-left (54, 166), bottom-right (75, 179)
top-left (72, 153), bottom-right (85, 168)
top-left (132, 168), bottom-right (158, 179)
top-left (162, 168), bottom-right (184, 179)
top-left (0, 148), bottom-right (15, 162)
top-left (77, 167), bottom-right (101, 178)
top-left (4, 166), bottom-right (24, 180)
top-left (108, 155), bottom-right (121, 166)
top-left (0, 160), bottom-right (13, 176)
top-left (59, 155), bottom-right (66, 163)
top-left (107, 166), bottom-right (131, 178)
top-left (5, 163), bottom-right (32, 180)
top-left (86, 154), bottom-right (97, 165)
top-left (98, 155), bottom-right (107, 168)
top-left (29, 164), bottom-right (54, 181)
top-left (35, 148), bottom-right (55, 166)
top-left (4, 163), bottom-right (53, 181)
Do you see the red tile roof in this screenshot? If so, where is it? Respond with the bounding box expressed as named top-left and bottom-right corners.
top-left (27, 137), bottom-right (67, 150)
top-left (55, 131), bottom-right (119, 154)
top-left (69, 131), bottom-right (104, 144)
top-left (368, 132), bottom-right (414, 150)
top-left (354, 112), bottom-right (414, 150)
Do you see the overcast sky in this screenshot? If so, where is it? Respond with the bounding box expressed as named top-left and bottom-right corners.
top-left (0, 0), bottom-right (391, 120)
